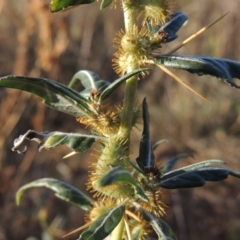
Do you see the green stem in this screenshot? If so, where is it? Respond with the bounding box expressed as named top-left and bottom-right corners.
top-left (118, 1), bottom-right (139, 142)
top-left (113, 3), bottom-right (139, 239)
top-left (111, 217), bottom-right (125, 240)
top-left (119, 71), bottom-right (138, 139)
top-left (122, 1), bottom-right (134, 33)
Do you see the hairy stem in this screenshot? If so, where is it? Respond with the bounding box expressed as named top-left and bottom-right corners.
top-left (113, 2), bottom-right (139, 238)
top-left (118, 1), bottom-right (139, 144)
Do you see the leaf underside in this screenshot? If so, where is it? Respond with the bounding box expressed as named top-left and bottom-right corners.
top-left (68, 70), bottom-right (110, 100)
top-left (159, 11), bottom-right (188, 43)
top-left (157, 167), bottom-right (240, 189)
top-left (160, 159), bottom-right (225, 181)
top-left (141, 208), bottom-right (178, 240)
top-left (154, 54), bottom-right (240, 88)
top-left (0, 76), bottom-right (92, 117)
top-left (68, 68), bottom-right (149, 103)
top-left (16, 178), bottom-right (93, 211)
top-left (99, 166), bottom-right (149, 202)
top-left (12, 130), bottom-right (102, 154)
top-left (98, 68), bottom-right (149, 103)
top-left (79, 203), bottom-right (125, 240)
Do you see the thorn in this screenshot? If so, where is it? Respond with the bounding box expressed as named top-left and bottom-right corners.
top-left (125, 210), bottom-right (141, 222)
top-left (63, 151), bottom-right (77, 159)
top-left (166, 12), bottom-right (229, 54)
top-left (62, 222), bottom-right (91, 238)
top-left (124, 215), bottom-right (132, 240)
top-left (158, 65), bottom-right (211, 103)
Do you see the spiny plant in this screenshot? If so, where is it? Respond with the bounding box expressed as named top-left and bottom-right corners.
top-left (1, 0), bottom-right (240, 239)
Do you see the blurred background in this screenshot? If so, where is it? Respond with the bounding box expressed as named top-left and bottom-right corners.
top-left (0, 0), bottom-right (240, 239)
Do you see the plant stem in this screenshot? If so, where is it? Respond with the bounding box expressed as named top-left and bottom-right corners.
top-left (111, 217), bottom-right (125, 240)
top-left (118, 1), bottom-right (139, 143)
top-left (122, 1), bottom-right (134, 32)
top-left (119, 69), bottom-right (138, 139)
top-left (114, 3), bottom-right (139, 239)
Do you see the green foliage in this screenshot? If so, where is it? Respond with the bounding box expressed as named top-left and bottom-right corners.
top-left (1, 1), bottom-right (240, 240)
top-left (98, 69), bottom-right (149, 103)
top-left (146, 11), bottom-right (188, 43)
top-left (136, 98), bottom-right (155, 171)
top-left (79, 203), bottom-right (125, 240)
top-left (12, 130), bottom-right (103, 154)
top-left (162, 153), bottom-right (192, 173)
top-left (141, 208), bottom-right (177, 240)
top-left (68, 70), bottom-right (110, 99)
top-left (154, 55), bottom-right (240, 88)
top-left (99, 166), bottom-right (149, 202)
top-left (68, 68), bottom-right (149, 104)
top-left (16, 178), bottom-right (93, 211)
top-left (100, 0), bottom-right (113, 9)
top-left (0, 75), bottom-right (92, 117)
top-left (50, 0), bottom-right (95, 12)
top-left (157, 167), bottom-right (240, 189)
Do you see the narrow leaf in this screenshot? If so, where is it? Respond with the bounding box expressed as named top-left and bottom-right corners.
top-left (159, 11), bottom-right (188, 43)
top-left (100, 0), bottom-right (113, 9)
top-left (50, 0), bottom-right (95, 12)
top-left (136, 98), bottom-right (155, 172)
top-left (68, 70), bottom-right (110, 100)
top-left (141, 209), bottom-right (177, 240)
top-left (152, 139), bottom-right (168, 151)
top-left (124, 158), bottom-right (145, 175)
top-left (160, 159), bottom-right (225, 181)
top-left (131, 224), bottom-right (144, 240)
top-left (162, 153), bottom-right (193, 173)
top-left (98, 68), bottom-right (149, 103)
top-left (0, 76), bottom-right (92, 117)
top-left (16, 178), bottom-right (93, 211)
top-left (99, 166), bottom-right (149, 202)
top-left (156, 167), bottom-right (240, 189)
top-left (154, 55), bottom-right (240, 88)
top-left (12, 130), bottom-right (103, 154)
top-left (79, 203), bottom-right (125, 240)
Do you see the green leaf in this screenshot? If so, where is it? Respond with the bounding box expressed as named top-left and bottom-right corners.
top-left (136, 98), bottom-right (155, 172)
top-left (152, 139), bottom-right (168, 151)
top-left (159, 11), bottom-right (188, 43)
top-left (68, 70), bottom-right (110, 100)
top-left (160, 159), bottom-right (225, 181)
top-left (100, 0), bottom-right (113, 9)
top-left (50, 0), bottom-right (95, 12)
top-left (16, 178), bottom-right (93, 211)
top-left (124, 158), bottom-right (145, 175)
top-left (131, 223), bottom-right (144, 240)
top-left (98, 68), bottom-right (149, 103)
top-left (147, 11), bottom-right (188, 43)
top-left (99, 166), bottom-right (149, 202)
top-left (12, 130), bottom-right (103, 154)
top-left (154, 55), bottom-right (240, 88)
top-left (156, 167), bottom-right (240, 189)
top-left (141, 209), bottom-right (177, 240)
top-left (0, 75), bottom-right (92, 117)
top-left (79, 203), bottom-right (125, 240)
top-left (68, 69), bottom-right (149, 103)
top-left (162, 153), bottom-right (193, 173)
